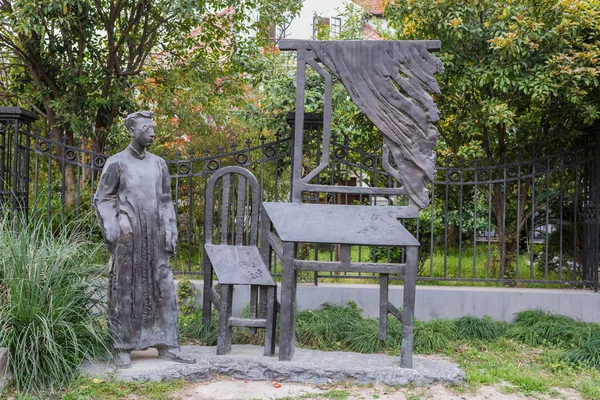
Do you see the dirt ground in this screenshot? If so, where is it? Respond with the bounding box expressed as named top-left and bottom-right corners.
top-left (169, 378), bottom-right (582, 400)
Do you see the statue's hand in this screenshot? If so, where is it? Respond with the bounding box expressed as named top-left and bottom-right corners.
top-left (118, 214), bottom-right (133, 238)
top-left (104, 220), bottom-right (119, 245)
top-left (166, 231), bottom-right (177, 254)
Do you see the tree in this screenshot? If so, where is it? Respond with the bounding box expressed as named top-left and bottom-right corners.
top-left (0, 0), bottom-right (301, 205)
top-left (384, 0), bottom-right (600, 276)
top-left (385, 0), bottom-right (600, 160)
top-left (132, 1), bottom-right (302, 153)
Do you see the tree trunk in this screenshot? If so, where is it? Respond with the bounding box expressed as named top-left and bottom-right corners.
top-left (93, 110), bottom-right (116, 154)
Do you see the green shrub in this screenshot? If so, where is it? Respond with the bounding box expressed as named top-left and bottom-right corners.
top-left (503, 325), bottom-right (542, 347)
top-left (413, 319), bottom-right (457, 354)
top-left (232, 302), bottom-right (268, 346)
top-left (176, 281), bottom-right (219, 346)
top-left (0, 216), bottom-right (110, 393)
top-left (513, 310), bottom-right (574, 327)
top-left (455, 316), bottom-right (502, 341)
top-left (507, 321), bottom-right (589, 348)
top-left (342, 319), bottom-right (386, 354)
top-left (296, 302), bottom-right (362, 350)
top-left (508, 310), bottom-right (599, 349)
top-left (177, 292), bottom-right (266, 346)
top-left (381, 317), bottom-right (404, 350)
top-left (177, 308), bottom-right (219, 346)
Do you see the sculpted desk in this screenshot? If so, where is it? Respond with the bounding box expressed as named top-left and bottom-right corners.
top-left (260, 202), bottom-right (420, 368)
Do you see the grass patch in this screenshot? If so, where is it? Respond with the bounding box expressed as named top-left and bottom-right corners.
top-left (1, 376), bottom-right (186, 400)
top-left (321, 389), bottom-right (350, 399)
top-left (563, 336), bottom-right (600, 368)
top-left (178, 242), bottom-right (578, 289)
top-left (413, 319), bottom-right (456, 354)
top-left (296, 302), bottom-right (362, 351)
top-left (506, 310), bottom-right (600, 348)
top-left (61, 377), bottom-right (185, 400)
top-left (455, 316), bottom-right (503, 341)
top-left (279, 389), bottom-right (351, 400)
top-left (342, 319), bottom-right (387, 354)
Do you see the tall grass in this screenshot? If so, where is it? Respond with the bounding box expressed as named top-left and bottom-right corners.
top-left (506, 310), bottom-right (600, 349)
top-left (563, 336), bottom-right (600, 368)
top-left (413, 319), bottom-right (457, 354)
top-left (296, 302), bottom-right (363, 351)
top-left (455, 315), bottom-right (504, 341)
top-left (0, 215), bottom-right (110, 393)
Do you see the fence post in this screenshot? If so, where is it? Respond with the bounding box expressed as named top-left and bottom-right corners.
top-left (0, 107), bottom-right (38, 216)
top-left (582, 127), bottom-right (600, 292)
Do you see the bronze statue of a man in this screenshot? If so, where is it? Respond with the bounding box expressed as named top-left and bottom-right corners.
top-left (94, 111), bottom-right (195, 367)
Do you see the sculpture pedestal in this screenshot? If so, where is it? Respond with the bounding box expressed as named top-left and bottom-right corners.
top-left (80, 345), bottom-right (465, 386)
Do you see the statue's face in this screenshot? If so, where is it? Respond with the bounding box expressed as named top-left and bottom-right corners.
top-left (130, 118), bottom-right (155, 148)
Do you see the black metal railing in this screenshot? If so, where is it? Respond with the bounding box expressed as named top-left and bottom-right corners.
top-left (1, 108), bottom-right (598, 290)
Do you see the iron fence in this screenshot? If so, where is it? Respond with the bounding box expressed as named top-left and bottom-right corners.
top-left (1, 107), bottom-right (598, 289)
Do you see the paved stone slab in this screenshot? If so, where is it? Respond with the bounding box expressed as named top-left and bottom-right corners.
top-left (80, 345), bottom-right (464, 386)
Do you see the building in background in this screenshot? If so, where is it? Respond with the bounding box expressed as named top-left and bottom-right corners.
top-left (273, 0), bottom-right (391, 42)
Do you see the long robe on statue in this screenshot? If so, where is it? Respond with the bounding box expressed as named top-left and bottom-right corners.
top-left (94, 146), bottom-right (179, 351)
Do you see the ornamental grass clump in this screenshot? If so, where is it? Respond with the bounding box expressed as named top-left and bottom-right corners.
top-left (413, 319), bottom-right (457, 354)
top-left (507, 310), bottom-right (600, 349)
top-left (513, 310), bottom-right (575, 327)
top-left (296, 301), bottom-right (362, 350)
top-left (563, 336), bottom-right (600, 368)
top-left (177, 307), bottom-right (219, 346)
top-left (0, 216), bottom-right (110, 393)
top-left (342, 318), bottom-right (386, 354)
top-left (455, 315), bottom-right (503, 341)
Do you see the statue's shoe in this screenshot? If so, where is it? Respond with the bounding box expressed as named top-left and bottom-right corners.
top-left (157, 348), bottom-right (197, 364)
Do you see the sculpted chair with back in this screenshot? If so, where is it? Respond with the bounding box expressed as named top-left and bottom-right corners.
top-left (202, 166), bottom-right (277, 356)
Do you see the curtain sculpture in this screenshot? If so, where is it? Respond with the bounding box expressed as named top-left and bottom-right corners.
top-left (281, 40), bottom-right (443, 209)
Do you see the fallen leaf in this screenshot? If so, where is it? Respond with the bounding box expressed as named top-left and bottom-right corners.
top-left (92, 378), bottom-right (105, 384)
top-left (244, 380), bottom-right (248, 383)
top-left (272, 381), bottom-right (282, 388)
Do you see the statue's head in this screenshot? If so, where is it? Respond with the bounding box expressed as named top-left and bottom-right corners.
top-left (125, 111), bottom-right (155, 149)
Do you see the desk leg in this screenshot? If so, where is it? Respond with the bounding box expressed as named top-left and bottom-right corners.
top-left (401, 247), bottom-right (418, 369)
top-left (249, 285), bottom-right (258, 335)
top-left (379, 273), bottom-right (389, 340)
top-left (279, 241), bottom-right (297, 361)
top-left (257, 210), bottom-right (272, 334)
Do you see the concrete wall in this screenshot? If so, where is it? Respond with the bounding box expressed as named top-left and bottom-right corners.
top-left (183, 281), bottom-right (600, 323)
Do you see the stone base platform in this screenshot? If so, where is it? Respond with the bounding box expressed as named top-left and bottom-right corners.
top-left (81, 345), bottom-right (465, 386)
